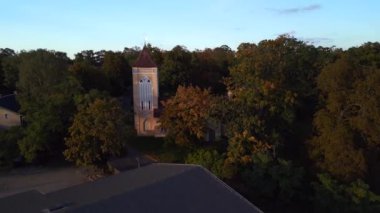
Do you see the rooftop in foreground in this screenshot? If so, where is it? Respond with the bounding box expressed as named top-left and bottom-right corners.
top-left (0, 163), bottom-right (261, 213)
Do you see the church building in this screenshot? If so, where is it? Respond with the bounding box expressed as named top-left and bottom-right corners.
top-left (132, 47), bottom-right (163, 137)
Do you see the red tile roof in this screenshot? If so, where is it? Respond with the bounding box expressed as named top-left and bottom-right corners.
top-left (133, 47), bottom-right (157, 68)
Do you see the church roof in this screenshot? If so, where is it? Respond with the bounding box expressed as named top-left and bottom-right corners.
top-left (133, 47), bottom-right (157, 68)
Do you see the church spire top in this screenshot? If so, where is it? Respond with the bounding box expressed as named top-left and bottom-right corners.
top-left (133, 46), bottom-right (157, 68)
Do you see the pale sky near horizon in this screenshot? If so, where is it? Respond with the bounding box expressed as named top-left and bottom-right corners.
top-left (1, 0), bottom-right (379, 57)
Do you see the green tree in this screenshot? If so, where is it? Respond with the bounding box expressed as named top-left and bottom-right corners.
top-left (69, 57), bottom-right (109, 92)
top-left (64, 98), bottom-right (128, 169)
top-left (17, 49), bottom-right (81, 162)
top-left (190, 45), bottom-right (234, 94)
top-left (0, 48), bottom-right (16, 92)
top-left (0, 127), bottom-right (23, 166)
top-left (313, 174), bottom-right (380, 213)
top-left (1, 55), bottom-right (20, 91)
top-left (242, 153), bottom-right (305, 204)
top-left (160, 46), bottom-right (192, 97)
top-left (186, 149), bottom-right (232, 179)
top-left (102, 51), bottom-right (130, 96)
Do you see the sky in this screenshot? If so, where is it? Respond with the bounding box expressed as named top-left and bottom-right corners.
top-left (1, 0), bottom-right (379, 57)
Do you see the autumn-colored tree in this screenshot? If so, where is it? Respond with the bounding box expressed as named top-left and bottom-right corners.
top-left (225, 36), bottom-right (329, 158)
top-left (226, 131), bottom-right (272, 166)
top-left (310, 43), bottom-right (380, 183)
top-left (64, 98), bottom-right (128, 169)
top-left (160, 86), bottom-right (216, 146)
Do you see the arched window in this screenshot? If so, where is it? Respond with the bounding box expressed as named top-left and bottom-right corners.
top-left (139, 76), bottom-right (152, 111)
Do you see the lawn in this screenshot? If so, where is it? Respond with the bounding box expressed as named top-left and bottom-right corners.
top-left (128, 136), bottom-right (190, 163)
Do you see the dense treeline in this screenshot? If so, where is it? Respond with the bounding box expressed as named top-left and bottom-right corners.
top-left (0, 36), bottom-right (379, 212)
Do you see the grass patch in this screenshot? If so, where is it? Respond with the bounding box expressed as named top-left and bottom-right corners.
top-left (128, 136), bottom-right (190, 163)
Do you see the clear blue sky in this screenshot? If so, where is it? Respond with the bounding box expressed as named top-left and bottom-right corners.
top-left (1, 0), bottom-right (379, 57)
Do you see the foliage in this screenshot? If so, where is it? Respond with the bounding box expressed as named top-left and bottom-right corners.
top-left (313, 174), bottom-right (380, 213)
top-left (17, 49), bottom-right (81, 162)
top-left (64, 98), bottom-right (128, 169)
top-left (186, 148), bottom-right (232, 179)
top-left (226, 131), bottom-right (272, 166)
top-left (0, 127), bottom-right (23, 166)
top-left (102, 51), bottom-right (131, 96)
top-left (159, 46), bottom-right (192, 96)
top-left (0, 48), bottom-right (16, 93)
top-left (1, 55), bottom-right (19, 91)
top-left (69, 59), bottom-right (109, 92)
top-left (160, 85), bottom-right (216, 146)
top-left (225, 36), bottom-right (327, 158)
top-left (190, 45), bottom-right (234, 94)
top-left (242, 153), bottom-right (305, 204)
top-left (310, 43), bottom-right (380, 183)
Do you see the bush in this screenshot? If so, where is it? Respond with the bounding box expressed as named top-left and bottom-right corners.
top-left (185, 149), bottom-right (233, 179)
top-left (0, 127), bottom-right (23, 166)
top-left (241, 153), bottom-right (305, 204)
top-left (312, 174), bottom-right (380, 213)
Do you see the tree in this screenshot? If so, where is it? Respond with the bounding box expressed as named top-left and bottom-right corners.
top-left (69, 57), bottom-right (109, 92)
top-left (0, 127), bottom-right (23, 166)
top-left (17, 49), bottom-right (81, 162)
top-left (242, 153), bottom-right (305, 204)
top-left (102, 51), bottom-right (130, 96)
top-left (0, 48), bottom-right (16, 92)
top-left (1, 55), bottom-right (20, 91)
top-left (190, 45), bottom-right (234, 94)
top-left (226, 131), bottom-right (272, 166)
top-left (160, 46), bottom-right (192, 97)
top-left (313, 174), bottom-right (380, 213)
top-left (225, 36), bottom-right (327, 159)
top-left (310, 43), bottom-right (380, 183)
top-left (186, 149), bottom-right (233, 179)
top-left (160, 86), bottom-right (216, 146)
top-left (64, 98), bottom-right (128, 169)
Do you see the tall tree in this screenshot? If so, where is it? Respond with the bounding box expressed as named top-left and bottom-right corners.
top-left (225, 36), bottom-right (325, 158)
top-left (17, 49), bottom-right (81, 162)
top-left (310, 43), bottom-right (380, 184)
top-left (64, 98), bottom-right (128, 169)
top-left (102, 51), bottom-right (131, 96)
top-left (0, 48), bottom-right (16, 92)
top-left (190, 45), bottom-right (234, 94)
top-left (160, 46), bottom-right (192, 97)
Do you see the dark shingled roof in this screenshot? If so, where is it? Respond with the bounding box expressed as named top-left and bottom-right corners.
top-left (0, 164), bottom-right (262, 213)
top-left (133, 47), bottom-right (157, 68)
top-left (0, 94), bottom-right (20, 112)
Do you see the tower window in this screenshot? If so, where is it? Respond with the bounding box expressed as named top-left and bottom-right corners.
top-left (139, 76), bottom-right (152, 111)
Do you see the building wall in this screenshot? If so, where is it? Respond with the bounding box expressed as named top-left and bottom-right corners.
top-left (0, 108), bottom-right (21, 129)
top-left (132, 67), bottom-right (160, 136)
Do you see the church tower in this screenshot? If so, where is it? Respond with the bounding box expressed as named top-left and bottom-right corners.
top-left (132, 47), bottom-right (161, 136)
